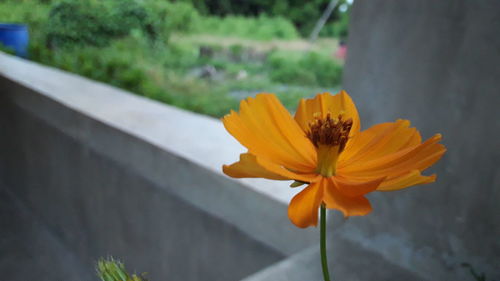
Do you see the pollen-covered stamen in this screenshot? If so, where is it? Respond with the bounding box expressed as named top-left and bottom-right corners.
top-left (307, 114), bottom-right (353, 177)
top-left (306, 113), bottom-right (353, 152)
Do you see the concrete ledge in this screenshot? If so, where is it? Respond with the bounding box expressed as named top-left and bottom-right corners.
top-left (0, 52), bottom-right (317, 254)
top-left (0, 52), bottom-right (318, 280)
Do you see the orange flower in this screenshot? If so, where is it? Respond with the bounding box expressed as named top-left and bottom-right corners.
top-left (222, 91), bottom-right (446, 228)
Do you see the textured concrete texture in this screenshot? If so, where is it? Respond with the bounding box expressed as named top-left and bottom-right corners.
top-left (0, 184), bottom-right (93, 281)
top-left (0, 52), bottom-right (428, 281)
top-left (2, 6), bottom-right (499, 276)
top-left (242, 233), bottom-right (424, 281)
top-left (0, 53), bottom-right (302, 280)
top-left (0, 52), bottom-right (317, 256)
top-left (340, 0), bottom-right (500, 280)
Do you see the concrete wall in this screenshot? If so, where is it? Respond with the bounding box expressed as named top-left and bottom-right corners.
top-left (2, 3), bottom-right (499, 276)
top-left (0, 53), bottom-right (319, 281)
top-left (341, 0), bottom-right (500, 279)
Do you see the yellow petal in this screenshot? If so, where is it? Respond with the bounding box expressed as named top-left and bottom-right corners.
top-left (294, 91), bottom-right (360, 137)
top-left (223, 94), bottom-right (316, 173)
top-left (338, 132), bottom-right (446, 192)
top-left (323, 177), bottom-right (372, 217)
top-left (340, 134), bottom-right (445, 177)
top-left (288, 179), bottom-right (324, 228)
top-left (223, 153), bottom-right (318, 182)
top-left (377, 170), bottom-right (436, 191)
top-left (333, 176), bottom-right (386, 197)
top-left (339, 119), bottom-right (421, 168)
top-left (242, 94), bottom-right (317, 166)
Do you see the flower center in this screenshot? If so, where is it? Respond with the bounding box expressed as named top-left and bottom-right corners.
top-left (306, 113), bottom-right (353, 177)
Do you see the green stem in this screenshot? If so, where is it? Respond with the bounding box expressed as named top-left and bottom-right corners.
top-left (320, 203), bottom-right (331, 281)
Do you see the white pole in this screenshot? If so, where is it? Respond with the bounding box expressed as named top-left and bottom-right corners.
top-left (309, 0), bottom-right (340, 43)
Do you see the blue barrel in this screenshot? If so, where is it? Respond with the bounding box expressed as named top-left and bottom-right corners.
top-left (0, 23), bottom-right (29, 57)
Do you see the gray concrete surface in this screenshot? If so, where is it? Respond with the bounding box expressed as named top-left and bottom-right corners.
top-left (2, 4), bottom-right (500, 276)
top-left (243, 234), bottom-right (424, 281)
top-left (340, 0), bottom-right (500, 280)
top-left (0, 54), bottom-right (294, 280)
top-left (0, 52), bottom-right (426, 281)
top-left (0, 184), bottom-right (93, 281)
top-left (0, 52), bottom-right (317, 257)
top-left (0, 101), bottom-right (283, 281)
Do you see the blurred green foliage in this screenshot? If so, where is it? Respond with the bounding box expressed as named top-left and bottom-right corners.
top-left (0, 43), bottom-right (16, 55)
top-left (45, 0), bottom-right (167, 48)
top-left (1, 0), bottom-right (345, 118)
top-left (180, 0), bottom-right (351, 37)
top-left (191, 15), bottom-right (299, 40)
top-left (268, 51), bottom-right (343, 87)
top-left (0, 0), bottom-right (50, 29)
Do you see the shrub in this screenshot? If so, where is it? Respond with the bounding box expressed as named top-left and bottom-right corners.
top-left (271, 66), bottom-right (318, 86)
top-left (191, 14), bottom-right (299, 40)
top-left (156, 1), bottom-right (200, 33)
top-left (161, 73), bottom-right (240, 117)
top-left (30, 34), bottom-right (239, 117)
top-left (45, 0), bottom-right (166, 48)
top-left (162, 42), bottom-right (200, 70)
top-left (300, 52), bottom-right (343, 86)
top-left (34, 40), bottom-right (148, 94)
top-left (0, 0), bottom-right (50, 29)
top-left (182, 0), bottom-right (351, 36)
top-left (268, 50), bottom-right (342, 87)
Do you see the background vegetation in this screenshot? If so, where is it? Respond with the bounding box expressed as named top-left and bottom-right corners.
top-left (0, 0), bottom-right (351, 117)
